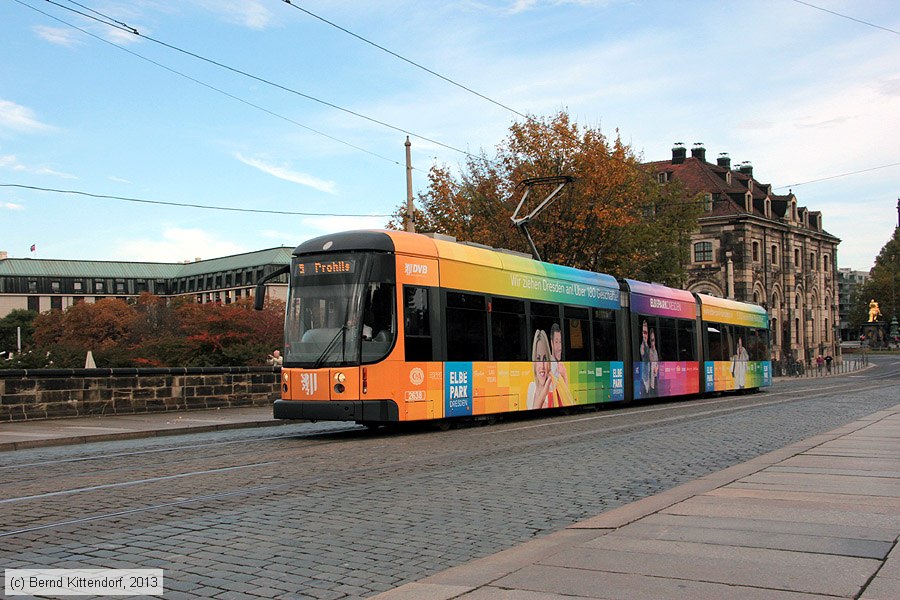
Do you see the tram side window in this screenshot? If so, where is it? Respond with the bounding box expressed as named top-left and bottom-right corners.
top-left (707, 324), bottom-right (726, 361)
top-left (564, 306), bottom-right (591, 361)
top-left (747, 328), bottom-right (769, 361)
top-left (404, 286), bottom-right (432, 361)
top-left (732, 325), bottom-right (755, 361)
top-left (635, 315), bottom-right (658, 362)
top-left (677, 319), bottom-right (696, 361)
top-left (491, 297), bottom-right (527, 361)
top-left (446, 291), bottom-right (488, 361)
top-left (529, 302), bottom-right (561, 358)
top-left (592, 309), bottom-right (618, 361)
top-left (722, 325), bottom-right (735, 362)
top-left (657, 317), bottom-right (679, 361)
top-left (361, 282), bottom-right (396, 363)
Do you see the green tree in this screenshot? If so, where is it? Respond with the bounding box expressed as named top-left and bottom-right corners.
top-left (855, 227), bottom-right (900, 327)
top-left (391, 110), bottom-right (701, 284)
top-left (0, 309), bottom-right (38, 355)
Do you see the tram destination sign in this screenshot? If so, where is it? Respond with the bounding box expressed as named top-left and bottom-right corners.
top-left (296, 259), bottom-right (356, 276)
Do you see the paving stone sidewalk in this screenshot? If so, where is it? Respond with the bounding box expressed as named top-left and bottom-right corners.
top-left (374, 404), bottom-right (900, 600)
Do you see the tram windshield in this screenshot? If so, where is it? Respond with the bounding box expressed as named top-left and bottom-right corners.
top-left (284, 253), bottom-right (395, 367)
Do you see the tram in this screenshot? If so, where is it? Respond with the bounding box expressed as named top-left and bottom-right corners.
top-left (255, 230), bottom-right (771, 426)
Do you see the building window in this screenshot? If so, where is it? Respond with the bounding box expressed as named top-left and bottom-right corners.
top-left (794, 248), bottom-right (800, 268)
top-left (28, 280), bottom-right (38, 293)
top-left (810, 252), bottom-right (816, 271)
top-left (657, 172), bottom-right (668, 184)
top-left (694, 242), bottom-right (713, 262)
top-left (50, 296), bottom-right (62, 311)
top-left (824, 254), bottom-right (830, 271)
top-left (704, 193), bottom-right (712, 212)
top-left (95, 280), bottom-right (104, 292)
top-left (73, 281), bottom-right (83, 292)
top-left (51, 281), bottom-right (60, 292)
top-left (27, 296), bottom-right (39, 311)
top-left (752, 241), bottom-right (759, 262)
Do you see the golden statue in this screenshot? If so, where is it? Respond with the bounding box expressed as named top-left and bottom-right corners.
top-left (868, 299), bottom-right (882, 322)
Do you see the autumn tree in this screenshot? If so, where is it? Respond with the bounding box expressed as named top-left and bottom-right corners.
top-left (392, 111), bottom-right (701, 284)
top-left (18, 295), bottom-right (286, 368)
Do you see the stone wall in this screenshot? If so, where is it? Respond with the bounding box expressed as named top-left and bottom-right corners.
top-left (0, 367), bottom-right (281, 421)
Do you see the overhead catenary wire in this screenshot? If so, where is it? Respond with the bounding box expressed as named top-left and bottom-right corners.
top-left (17, 0), bottom-right (406, 168)
top-left (279, 0), bottom-right (530, 119)
top-left (19, 0), bottom-right (899, 204)
top-left (773, 161), bottom-right (900, 190)
top-left (791, 0), bottom-right (900, 36)
top-left (37, 0), bottom-right (481, 160)
top-left (0, 184), bottom-right (393, 217)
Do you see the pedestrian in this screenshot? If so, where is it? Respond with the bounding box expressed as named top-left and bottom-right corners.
top-left (267, 349), bottom-right (283, 366)
top-left (825, 354), bottom-right (833, 373)
top-left (816, 354), bottom-right (824, 374)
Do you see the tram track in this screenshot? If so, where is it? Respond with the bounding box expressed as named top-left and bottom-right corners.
top-left (1, 361), bottom-right (896, 600)
top-left (1, 366), bottom-right (891, 500)
top-left (0, 368), bottom-right (894, 540)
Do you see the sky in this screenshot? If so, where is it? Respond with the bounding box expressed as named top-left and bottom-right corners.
top-left (2, 0), bottom-right (898, 271)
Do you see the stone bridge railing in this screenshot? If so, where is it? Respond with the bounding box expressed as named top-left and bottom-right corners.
top-left (0, 367), bottom-right (280, 421)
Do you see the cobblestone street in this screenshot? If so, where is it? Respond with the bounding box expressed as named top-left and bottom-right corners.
top-left (2, 361), bottom-right (898, 599)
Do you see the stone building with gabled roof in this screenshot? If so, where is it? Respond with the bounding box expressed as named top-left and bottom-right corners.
top-left (646, 143), bottom-right (840, 363)
top-left (0, 247), bottom-right (292, 318)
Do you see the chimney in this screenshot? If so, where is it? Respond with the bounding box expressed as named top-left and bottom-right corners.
top-left (717, 152), bottom-right (731, 169)
top-left (672, 142), bottom-right (686, 164)
top-left (691, 142), bottom-right (706, 162)
top-left (738, 161), bottom-right (753, 177)
top-left (0, 250), bottom-right (7, 260)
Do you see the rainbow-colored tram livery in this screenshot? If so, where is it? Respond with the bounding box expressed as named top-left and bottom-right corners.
top-left (259, 230), bottom-right (770, 426)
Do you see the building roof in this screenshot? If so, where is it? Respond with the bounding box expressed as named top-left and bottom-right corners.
top-left (0, 247), bottom-right (293, 279)
top-left (645, 147), bottom-right (838, 240)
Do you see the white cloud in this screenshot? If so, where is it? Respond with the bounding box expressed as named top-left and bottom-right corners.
top-left (260, 229), bottom-right (294, 240)
top-left (2, 202), bottom-right (24, 211)
top-left (300, 216), bottom-right (391, 234)
top-left (0, 154), bottom-right (75, 179)
top-left (235, 153), bottom-right (337, 194)
top-left (33, 25), bottom-right (81, 47)
top-left (193, 0), bottom-right (273, 30)
top-left (0, 100), bottom-right (53, 134)
top-left (113, 228), bottom-right (247, 262)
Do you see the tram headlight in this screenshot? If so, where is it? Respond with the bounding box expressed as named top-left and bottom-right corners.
top-left (334, 372), bottom-right (346, 384)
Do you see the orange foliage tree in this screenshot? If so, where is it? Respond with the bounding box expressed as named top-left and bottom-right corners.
top-left (391, 111), bottom-right (701, 284)
top-left (25, 295), bottom-right (285, 368)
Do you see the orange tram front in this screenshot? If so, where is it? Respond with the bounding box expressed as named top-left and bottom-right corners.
top-left (263, 229), bottom-right (771, 427)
